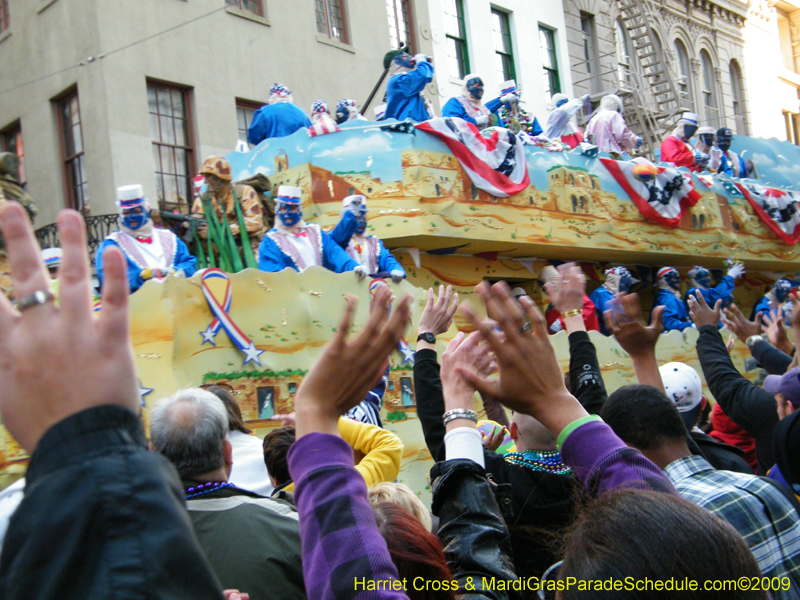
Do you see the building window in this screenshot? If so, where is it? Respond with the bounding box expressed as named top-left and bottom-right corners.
top-left (316, 0), bottom-right (348, 42)
top-left (0, 0), bottom-right (8, 33)
top-left (673, 40), bottom-right (693, 111)
top-left (0, 121), bottom-right (25, 186)
top-left (580, 14), bottom-right (598, 76)
top-left (539, 25), bottom-right (559, 102)
top-left (236, 99), bottom-right (265, 149)
top-left (444, 0), bottom-right (469, 79)
top-left (492, 10), bottom-right (515, 83)
top-left (615, 20), bottom-right (631, 88)
top-left (386, 0), bottom-right (414, 53)
top-left (729, 60), bottom-right (748, 135)
top-left (54, 89), bottom-right (88, 212)
top-left (147, 81), bottom-right (195, 213)
top-left (225, 0), bottom-right (263, 16)
top-left (700, 49), bottom-right (717, 126)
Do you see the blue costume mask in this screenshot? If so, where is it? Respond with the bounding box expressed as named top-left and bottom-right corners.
top-left (556, 98), bottom-right (569, 108)
top-left (335, 108), bottom-right (348, 124)
top-left (776, 280), bottom-right (793, 303)
top-left (693, 268), bottom-right (711, 289)
top-left (355, 214), bottom-right (367, 234)
top-left (278, 203), bottom-right (302, 227)
top-left (699, 133), bottom-right (714, 147)
top-left (717, 137), bottom-right (732, 152)
top-left (683, 124), bottom-right (698, 139)
top-left (395, 53), bottom-right (415, 69)
top-left (122, 207), bottom-right (148, 230)
top-left (466, 78), bottom-right (484, 100)
top-left (619, 275), bottom-right (632, 293)
top-left (664, 270), bottom-right (681, 291)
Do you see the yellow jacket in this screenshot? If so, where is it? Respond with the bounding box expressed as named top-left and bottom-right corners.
top-left (285, 418), bottom-right (403, 492)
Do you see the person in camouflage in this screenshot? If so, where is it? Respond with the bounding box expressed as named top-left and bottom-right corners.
top-left (190, 156), bottom-right (266, 258)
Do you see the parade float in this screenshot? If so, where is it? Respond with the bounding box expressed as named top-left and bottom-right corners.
top-left (2, 120), bottom-right (800, 502)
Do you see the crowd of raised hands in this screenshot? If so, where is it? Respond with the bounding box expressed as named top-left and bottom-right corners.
top-left (0, 205), bottom-right (782, 599)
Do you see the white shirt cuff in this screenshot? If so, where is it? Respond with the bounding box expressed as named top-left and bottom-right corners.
top-left (444, 427), bottom-right (485, 468)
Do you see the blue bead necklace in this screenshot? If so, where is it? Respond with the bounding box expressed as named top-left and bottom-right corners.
top-left (504, 450), bottom-right (572, 475)
top-left (184, 482), bottom-right (235, 499)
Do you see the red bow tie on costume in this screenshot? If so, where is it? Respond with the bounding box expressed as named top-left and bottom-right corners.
top-left (292, 231), bottom-right (307, 238)
top-left (136, 236), bottom-right (153, 244)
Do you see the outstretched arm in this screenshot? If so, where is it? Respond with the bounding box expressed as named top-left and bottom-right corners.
top-left (0, 204), bottom-right (224, 599)
top-left (459, 282), bottom-right (673, 495)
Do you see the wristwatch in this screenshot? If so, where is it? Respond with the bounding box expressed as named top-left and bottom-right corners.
top-left (417, 332), bottom-right (436, 344)
top-left (746, 335), bottom-right (764, 349)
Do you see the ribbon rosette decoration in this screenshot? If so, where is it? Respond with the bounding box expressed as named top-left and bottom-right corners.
top-left (199, 268), bottom-right (264, 366)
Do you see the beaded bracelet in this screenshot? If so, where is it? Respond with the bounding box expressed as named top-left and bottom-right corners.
top-left (562, 308), bottom-right (582, 319)
top-left (443, 408), bottom-right (478, 425)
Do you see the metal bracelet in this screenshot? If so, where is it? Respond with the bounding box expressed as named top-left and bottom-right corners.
top-left (442, 408), bottom-right (478, 426)
top-left (562, 308), bottom-right (582, 319)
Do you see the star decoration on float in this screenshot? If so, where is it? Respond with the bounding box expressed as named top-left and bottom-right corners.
top-left (242, 341), bottom-right (264, 367)
top-left (200, 325), bottom-right (217, 346)
top-left (399, 339), bottom-right (415, 365)
top-left (139, 380), bottom-right (153, 407)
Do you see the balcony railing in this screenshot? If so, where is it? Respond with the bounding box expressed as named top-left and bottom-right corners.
top-left (35, 213), bottom-right (119, 265)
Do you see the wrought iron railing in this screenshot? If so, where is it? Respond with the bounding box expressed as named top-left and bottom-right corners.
top-left (35, 213), bottom-right (119, 265)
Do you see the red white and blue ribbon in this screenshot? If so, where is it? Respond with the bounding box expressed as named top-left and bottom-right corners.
top-left (200, 269), bottom-right (264, 366)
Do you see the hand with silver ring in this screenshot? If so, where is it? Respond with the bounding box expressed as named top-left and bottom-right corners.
top-left (519, 321), bottom-right (532, 333)
top-left (0, 203), bottom-right (140, 454)
top-left (16, 290), bottom-right (55, 311)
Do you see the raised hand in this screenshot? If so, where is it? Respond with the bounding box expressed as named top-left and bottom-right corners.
top-left (721, 303), bottom-right (761, 345)
top-left (549, 262), bottom-right (586, 316)
top-left (762, 309), bottom-right (793, 355)
top-left (604, 292), bottom-right (665, 392)
top-left (0, 204), bottom-right (140, 453)
top-left (458, 281), bottom-right (587, 437)
top-left (482, 425), bottom-right (507, 452)
top-left (418, 285), bottom-right (458, 337)
top-left (687, 291), bottom-right (722, 329)
top-left (294, 286), bottom-right (411, 438)
top-left (603, 293), bottom-right (663, 359)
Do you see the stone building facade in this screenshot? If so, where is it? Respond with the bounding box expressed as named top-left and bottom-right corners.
top-left (562, 0), bottom-right (750, 137)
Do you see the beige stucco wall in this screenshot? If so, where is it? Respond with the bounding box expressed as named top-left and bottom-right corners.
top-left (0, 0), bottom-right (432, 226)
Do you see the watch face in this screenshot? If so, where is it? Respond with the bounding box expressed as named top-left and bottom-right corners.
top-left (418, 332), bottom-right (436, 344)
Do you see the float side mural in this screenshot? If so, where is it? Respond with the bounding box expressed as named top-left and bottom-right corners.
top-left (227, 121), bottom-right (800, 270)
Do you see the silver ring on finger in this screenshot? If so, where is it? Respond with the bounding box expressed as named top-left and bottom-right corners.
top-left (519, 321), bottom-right (532, 334)
top-left (15, 290), bottom-right (55, 312)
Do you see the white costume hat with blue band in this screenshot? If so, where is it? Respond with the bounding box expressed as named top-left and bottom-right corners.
top-left (116, 184), bottom-right (147, 209)
top-left (276, 186), bottom-right (302, 205)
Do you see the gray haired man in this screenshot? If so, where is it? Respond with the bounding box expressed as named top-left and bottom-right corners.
top-left (150, 388), bottom-right (305, 600)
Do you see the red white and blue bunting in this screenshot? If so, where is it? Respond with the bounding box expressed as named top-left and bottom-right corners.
top-left (599, 158), bottom-right (700, 228)
top-left (416, 117), bottom-right (530, 197)
top-left (736, 182), bottom-right (800, 244)
top-left (200, 268), bottom-right (264, 366)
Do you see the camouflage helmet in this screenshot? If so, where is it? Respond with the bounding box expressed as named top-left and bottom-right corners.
top-left (199, 156), bottom-right (233, 181)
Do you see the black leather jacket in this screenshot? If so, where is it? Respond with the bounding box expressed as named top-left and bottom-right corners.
top-left (431, 459), bottom-right (524, 600)
top-left (0, 406), bottom-right (224, 600)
